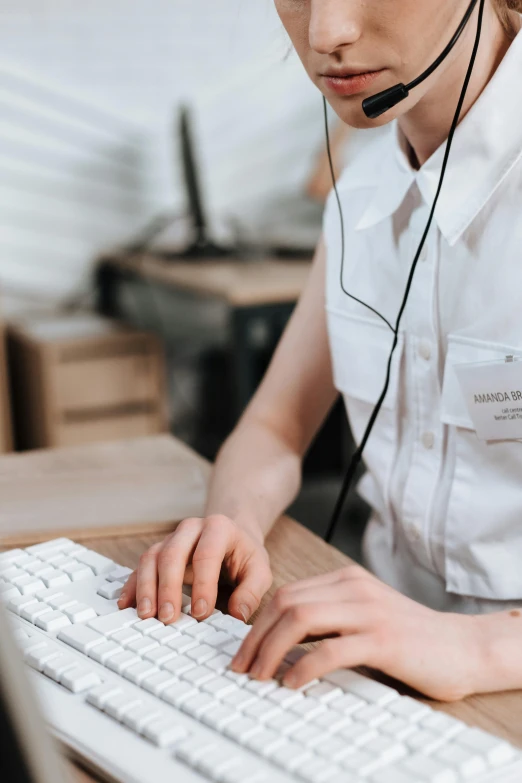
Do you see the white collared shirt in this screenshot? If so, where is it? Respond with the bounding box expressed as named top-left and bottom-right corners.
top-left (323, 24), bottom-right (522, 613)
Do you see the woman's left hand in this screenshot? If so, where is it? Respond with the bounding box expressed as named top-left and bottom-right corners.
top-left (230, 564), bottom-right (486, 702)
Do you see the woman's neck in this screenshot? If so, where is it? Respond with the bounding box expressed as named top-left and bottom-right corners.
top-left (399, 4), bottom-right (518, 168)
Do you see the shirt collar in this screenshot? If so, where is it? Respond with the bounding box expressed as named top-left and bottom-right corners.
top-left (355, 21), bottom-right (522, 246)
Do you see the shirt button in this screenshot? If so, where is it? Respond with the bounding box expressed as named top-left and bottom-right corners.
top-left (419, 341), bottom-right (431, 361)
top-left (422, 431), bottom-right (435, 450)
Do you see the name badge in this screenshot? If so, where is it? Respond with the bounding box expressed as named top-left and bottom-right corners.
top-left (455, 356), bottom-right (522, 440)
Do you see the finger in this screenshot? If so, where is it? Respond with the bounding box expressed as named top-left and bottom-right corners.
top-left (156, 519), bottom-right (204, 623)
top-left (283, 634), bottom-right (375, 689)
top-left (190, 516), bottom-right (234, 620)
top-left (246, 602), bottom-right (369, 681)
top-left (135, 542), bottom-right (163, 618)
top-left (232, 582), bottom-right (358, 672)
top-left (228, 555), bottom-right (273, 622)
top-left (117, 570), bottom-right (137, 609)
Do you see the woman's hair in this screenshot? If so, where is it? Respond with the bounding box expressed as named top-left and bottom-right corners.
top-left (493, 0), bottom-right (522, 37)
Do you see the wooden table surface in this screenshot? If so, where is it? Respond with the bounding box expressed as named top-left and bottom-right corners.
top-left (1, 435), bottom-right (521, 781)
top-left (103, 254), bottom-right (312, 307)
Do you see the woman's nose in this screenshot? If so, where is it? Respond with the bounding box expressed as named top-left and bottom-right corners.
top-left (309, 0), bottom-right (363, 54)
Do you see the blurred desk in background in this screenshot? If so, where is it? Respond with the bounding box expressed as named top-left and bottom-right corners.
top-left (96, 254), bottom-right (311, 417)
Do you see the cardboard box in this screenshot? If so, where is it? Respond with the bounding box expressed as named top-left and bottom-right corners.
top-left (7, 313), bottom-right (168, 450)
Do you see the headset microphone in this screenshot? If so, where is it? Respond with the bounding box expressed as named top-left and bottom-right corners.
top-left (324, 0), bottom-right (485, 544)
top-left (363, 0), bottom-right (479, 119)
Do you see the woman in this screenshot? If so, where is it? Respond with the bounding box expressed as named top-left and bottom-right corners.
top-left (120, 0), bottom-right (522, 701)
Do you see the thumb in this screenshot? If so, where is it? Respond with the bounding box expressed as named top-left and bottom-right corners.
top-left (228, 557), bottom-right (273, 623)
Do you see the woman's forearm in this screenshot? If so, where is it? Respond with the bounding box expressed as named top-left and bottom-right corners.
top-left (203, 416), bottom-right (302, 544)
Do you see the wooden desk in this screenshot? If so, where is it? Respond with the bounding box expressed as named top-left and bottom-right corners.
top-left (96, 254), bottom-right (312, 416)
top-left (1, 435), bottom-right (521, 781)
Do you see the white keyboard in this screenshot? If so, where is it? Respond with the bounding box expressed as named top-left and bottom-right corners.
top-left (1, 538), bottom-right (521, 783)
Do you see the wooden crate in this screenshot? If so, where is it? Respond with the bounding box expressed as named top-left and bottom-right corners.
top-left (7, 313), bottom-right (168, 450)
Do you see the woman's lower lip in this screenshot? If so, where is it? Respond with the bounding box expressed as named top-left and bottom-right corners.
top-left (322, 70), bottom-right (383, 97)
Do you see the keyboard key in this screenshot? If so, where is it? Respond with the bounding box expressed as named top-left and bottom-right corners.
top-left (8, 594), bottom-right (39, 615)
top-left (43, 654), bottom-right (78, 682)
top-left (134, 618), bottom-right (164, 635)
top-left (41, 570), bottom-right (71, 589)
top-left (47, 594), bottom-right (77, 611)
top-left (123, 661), bottom-right (161, 686)
top-left (143, 718), bottom-right (188, 747)
top-left (12, 575), bottom-right (45, 596)
top-left (111, 628), bottom-right (142, 646)
top-left (290, 697), bottom-right (326, 720)
top-left (106, 565), bottom-right (133, 583)
top-left (380, 717), bottom-right (418, 741)
top-left (0, 584), bottom-right (21, 602)
top-left (143, 646), bottom-right (176, 666)
top-left (401, 752), bottom-right (459, 782)
top-left (181, 665), bottom-right (215, 687)
top-left (221, 688), bottom-right (259, 710)
top-left (269, 741), bottom-right (312, 772)
top-left (338, 721), bottom-right (378, 746)
top-left (181, 692), bottom-right (218, 719)
top-left (175, 736), bottom-right (215, 765)
top-left (305, 682), bottom-right (343, 703)
top-left (185, 643), bottom-right (216, 664)
top-left (35, 610), bottom-right (71, 633)
top-left (434, 743), bottom-right (486, 779)
top-left (325, 670), bottom-right (399, 706)
top-left (25, 561), bottom-right (51, 576)
top-left (21, 603), bottom-right (53, 623)
top-left (388, 697), bottom-right (431, 722)
top-left (200, 703), bottom-right (239, 730)
top-left (61, 562), bottom-right (94, 582)
top-left (268, 687), bottom-right (304, 708)
top-left (197, 746), bottom-right (243, 779)
top-left (165, 635), bottom-right (198, 654)
top-left (222, 639), bottom-right (243, 656)
top-left (265, 710), bottom-right (304, 735)
top-left (168, 614), bottom-right (197, 632)
top-left (63, 603), bottom-right (97, 624)
top-left (122, 704), bottom-right (164, 734)
top-left (206, 653), bottom-right (233, 673)
top-left (26, 538), bottom-right (74, 557)
top-left (298, 758), bottom-right (343, 782)
top-left (354, 704), bottom-right (393, 727)
top-left (148, 625), bottom-right (179, 644)
top-left (224, 716), bottom-right (263, 742)
top-left (244, 678), bottom-right (278, 697)
top-left (420, 712), bottom-right (465, 739)
top-left (0, 548), bottom-right (25, 565)
top-left (88, 608), bottom-right (138, 636)
top-left (26, 645), bottom-right (63, 672)
top-left (104, 693), bottom-right (144, 721)
top-left (202, 675), bottom-right (238, 698)
top-left (74, 550), bottom-right (114, 576)
top-left (163, 655), bottom-right (197, 677)
top-left (89, 641), bottom-right (124, 664)
top-left (97, 581), bottom-right (124, 600)
top-left (60, 666), bottom-right (101, 693)
top-left (184, 623), bottom-right (213, 641)
top-left (243, 701), bottom-right (282, 723)
top-left (126, 637), bottom-right (159, 656)
top-left (86, 684), bottom-right (124, 709)
top-left (58, 625), bottom-right (104, 654)
top-left (313, 710), bottom-right (352, 733)
top-left (106, 651), bottom-right (142, 675)
top-left (456, 727), bottom-right (517, 766)
top-left (162, 681), bottom-right (198, 708)
top-left (141, 671), bottom-right (178, 696)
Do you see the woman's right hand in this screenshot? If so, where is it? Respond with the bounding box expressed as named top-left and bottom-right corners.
top-left (117, 514), bottom-right (273, 625)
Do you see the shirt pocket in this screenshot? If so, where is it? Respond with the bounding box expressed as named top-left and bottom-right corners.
top-left (326, 307), bottom-right (404, 521)
top-left (441, 335), bottom-right (522, 600)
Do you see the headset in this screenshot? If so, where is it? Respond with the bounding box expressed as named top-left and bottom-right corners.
top-left (324, 0), bottom-right (485, 544)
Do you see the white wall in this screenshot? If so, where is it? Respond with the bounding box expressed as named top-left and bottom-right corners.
top-left (0, 1), bottom-right (325, 307)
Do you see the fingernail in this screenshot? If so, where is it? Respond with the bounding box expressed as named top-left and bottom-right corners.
top-left (118, 592), bottom-right (126, 604)
top-left (138, 598), bottom-right (152, 616)
top-left (159, 602), bottom-right (174, 623)
top-left (283, 673), bottom-right (296, 688)
top-left (239, 604), bottom-right (250, 622)
top-left (231, 652), bottom-right (244, 670)
top-left (192, 598), bottom-right (208, 618)
top-left (250, 660), bottom-right (262, 678)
